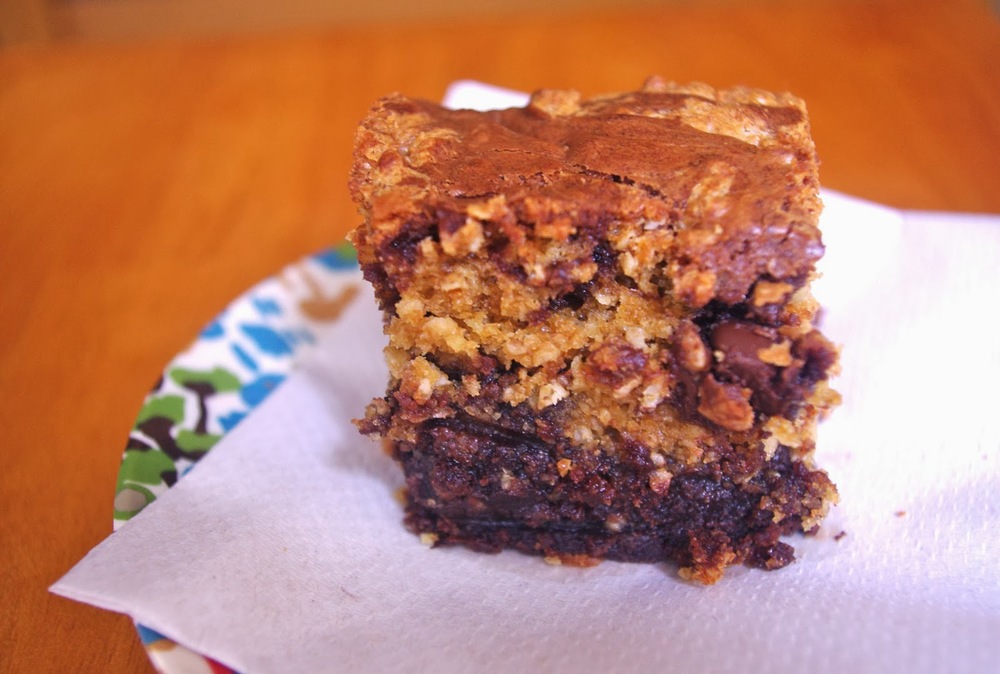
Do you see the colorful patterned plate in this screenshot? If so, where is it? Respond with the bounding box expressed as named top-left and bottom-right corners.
top-left (115, 243), bottom-right (362, 674)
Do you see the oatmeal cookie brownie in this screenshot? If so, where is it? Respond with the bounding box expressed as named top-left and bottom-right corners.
top-left (349, 77), bottom-right (839, 583)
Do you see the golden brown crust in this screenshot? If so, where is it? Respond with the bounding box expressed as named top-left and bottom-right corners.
top-left (350, 79), bottom-right (822, 309)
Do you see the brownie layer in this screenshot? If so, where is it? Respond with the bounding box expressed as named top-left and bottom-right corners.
top-left (383, 410), bottom-right (835, 584)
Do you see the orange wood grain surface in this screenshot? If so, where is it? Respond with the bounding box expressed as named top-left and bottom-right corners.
top-left (1, 0), bottom-right (998, 670)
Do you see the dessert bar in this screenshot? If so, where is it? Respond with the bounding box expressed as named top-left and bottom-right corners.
top-left (349, 78), bottom-right (839, 583)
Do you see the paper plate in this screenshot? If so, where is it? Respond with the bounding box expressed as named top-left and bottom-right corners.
top-left (115, 242), bottom-right (361, 674)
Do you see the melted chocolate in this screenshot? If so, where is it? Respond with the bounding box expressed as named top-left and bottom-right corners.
top-left (711, 321), bottom-right (785, 415)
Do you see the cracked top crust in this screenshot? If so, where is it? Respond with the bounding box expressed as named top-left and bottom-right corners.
top-left (350, 77), bottom-right (823, 309)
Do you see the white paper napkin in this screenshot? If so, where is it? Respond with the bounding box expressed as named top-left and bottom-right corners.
top-left (52, 86), bottom-right (1000, 673)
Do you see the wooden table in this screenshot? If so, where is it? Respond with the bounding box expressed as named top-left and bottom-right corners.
top-left (1, 0), bottom-right (997, 670)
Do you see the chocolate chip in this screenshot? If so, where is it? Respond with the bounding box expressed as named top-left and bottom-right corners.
top-left (710, 321), bottom-right (785, 415)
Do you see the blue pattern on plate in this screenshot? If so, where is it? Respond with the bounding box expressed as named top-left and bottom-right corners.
top-left (231, 342), bottom-right (259, 372)
top-left (252, 296), bottom-right (283, 316)
top-left (201, 321), bottom-right (225, 339)
top-left (240, 374), bottom-right (286, 406)
top-left (314, 245), bottom-right (358, 270)
top-left (240, 324), bottom-right (294, 356)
